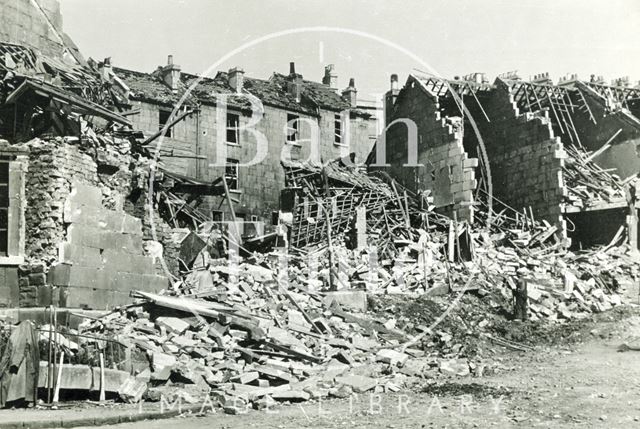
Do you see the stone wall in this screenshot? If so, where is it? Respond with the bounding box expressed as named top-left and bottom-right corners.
top-left (376, 78), bottom-right (477, 222)
top-left (0, 0), bottom-right (68, 58)
top-left (13, 137), bottom-right (171, 309)
top-left (48, 182), bottom-right (168, 309)
top-left (24, 138), bottom-right (98, 265)
top-left (475, 80), bottom-right (567, 227)
top-left (128, 101), bottom-right (375, 227)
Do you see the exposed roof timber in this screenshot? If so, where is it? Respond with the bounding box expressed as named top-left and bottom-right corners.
top-left (411, 74), bottom-right (492, 122)
top-left (504, 79), bottom-right (584, 146)
top-left (582, 82), bottom-right (640, 108)
top-left (5, 78), bottom-right (131, 126)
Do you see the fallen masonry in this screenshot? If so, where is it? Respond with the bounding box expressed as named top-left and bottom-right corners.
top-left (0, 37), bottom-right (639, 415)
top-left (2, 170), bottom-right (637, 410)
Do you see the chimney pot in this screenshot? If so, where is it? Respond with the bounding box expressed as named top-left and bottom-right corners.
top-left (289, 62), bottom-right (296, 75)
top-left (168, 55), bottom-right (173, 66)
top-left (385, 74), bottom-right (399, 127)
top-left (390, 74), bottom-right (399, 91)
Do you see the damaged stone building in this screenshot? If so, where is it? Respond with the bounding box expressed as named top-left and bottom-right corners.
top-left (0, 0), bottom-right (378, 309)
top-left (110, 59), bottom-right (377, 233)
top-left (378, 71), bottom-right (640, 250)
top-left (0, 0), bottom-right (175, 309)
top-left (0, 44), bottom-right (170, 309)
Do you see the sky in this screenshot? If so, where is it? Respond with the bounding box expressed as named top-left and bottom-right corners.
top-left (59, 0), bottom-right (640, 102)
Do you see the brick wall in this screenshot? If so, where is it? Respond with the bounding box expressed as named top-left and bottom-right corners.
top-left (376, 78), bottom-right (477, 222)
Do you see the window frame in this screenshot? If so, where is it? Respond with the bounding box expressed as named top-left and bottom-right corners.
top-left (226, 112), bottom-right (240, 145)
top-left (334, 113), bottom-right (345, 146)
top-left (286, 113), bottom-right (300, 145)
top-left (225, 158), bottom-right (240, 191)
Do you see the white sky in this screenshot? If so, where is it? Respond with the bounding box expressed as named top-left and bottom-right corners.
top-left (60, 0), bottom-right (640, 101)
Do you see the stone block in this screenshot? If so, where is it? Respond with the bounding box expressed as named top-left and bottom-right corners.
top-left (28, 273), bottom-right (46, 286)
top-left (376, 349), bottom-right (409, 366)
top-left (64, 200), bottom-right (142, 235)
top-left (102, 250), bottom-right (155, 275)
top-left (48, 264), bottom-right (110, 289)
top-left (335, 374), bottom-right (377, 393)
top-left (110, 272), bottom-right (168, 293)
top-left (67, 224), bottom-right (144, 253)
top-left (324, 290), bottom-right (367, 312)
top-left (156, 316), bottom-right (190, 334)
top-left (59, 243), bottom-right (103, 267)
top-left (59, 286), bottom-right (131, 309)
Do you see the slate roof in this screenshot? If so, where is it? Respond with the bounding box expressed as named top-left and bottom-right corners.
top-left (113, 66), bottom-right (196, 107)
top-left (114, 66), bottom-right (368, 117)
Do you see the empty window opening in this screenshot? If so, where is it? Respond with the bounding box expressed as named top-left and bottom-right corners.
top-left (225, 158), bottom-right (239, 190)
top-left (159, 109), bottom-right (173, 138)
top-left (286, 113), bottom-right (299, 143)
top-left (212, 210), bottom-right (224, 222)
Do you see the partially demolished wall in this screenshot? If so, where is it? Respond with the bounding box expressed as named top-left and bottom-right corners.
top-left (0, 0), bottom-right (69, 60)
top-left (0, 135), bottom-right (170, 309)
top-left (475, 80), bottom-right (568, 229)
top-left (380, 78), bottom-right (477, 222)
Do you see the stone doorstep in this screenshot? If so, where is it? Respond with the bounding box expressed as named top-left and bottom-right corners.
top-left (36, 361), bottom-right (128, 392)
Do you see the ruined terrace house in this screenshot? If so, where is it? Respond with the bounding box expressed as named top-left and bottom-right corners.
top-left (0, 0), bottom-right (173, 309)
top-left (110, 59), bottom-right (377, 235)
top-left (377, 72), bottom-right (640, 249)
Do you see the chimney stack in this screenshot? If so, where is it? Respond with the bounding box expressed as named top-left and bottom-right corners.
top-left (287, 61), bottom-right (303, 102)
top-left (228, 67), bottom-right (245, 93)
top-left (161, 54), bottom-right (181, 91)
top-left (384, 74), bottom-right (400, 127)
top-left (341, 78), bottom-right (357, 107)
top-left (98, 57), bottom-right (112, 83)
top-left (390, 74), bottom-right (399, 92)
top-left (322, 64), bottom-right (338, 89)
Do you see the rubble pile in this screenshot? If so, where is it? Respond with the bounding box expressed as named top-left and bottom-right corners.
top-left (69, 185), bottom-right (639, 410)
top-left (282, 157), bottom-right (442, 259)
top-left (563, 144), bottom-right (631, 210)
